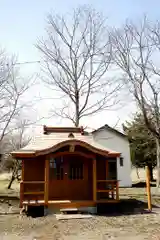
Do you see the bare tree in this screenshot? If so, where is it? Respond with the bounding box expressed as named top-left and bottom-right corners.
top-left (0, 50), bottom-right (41, 189)
top-left (110, 17), bottom-right (160, 186)
top-left (9, 119), bottom-right (32, 150)
top-left (0, 51), bottom-right (33, 144)
top-left (37, 6), bottom-right (120, 127)
top-left (4, 119), bottom-right (32, 189)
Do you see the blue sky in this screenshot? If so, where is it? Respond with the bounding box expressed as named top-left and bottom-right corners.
top-left (0, 0), bottom-right (159, 131)
top-left (1, 0), bottom-right (159, 63)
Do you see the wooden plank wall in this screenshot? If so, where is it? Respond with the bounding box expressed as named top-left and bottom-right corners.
top-left (23, 156), bottom-right (45, 193)
top-left (24, 156), bottom-right (45, 181)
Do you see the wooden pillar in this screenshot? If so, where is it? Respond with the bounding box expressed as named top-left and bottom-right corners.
top-left (145, 166), bottom-right (152, 211)
top-left (111, 182), bottom-right (114, 199)
top-left (106, 160), bottom-right (108, 179)
top-left (106, 160), bottom-right (109, 199)
top-left (93, 158), bottom-right (97, 201)
top-left (21, 159), bottom-right (24, 181)
top-left (116, 181), bottom-right (119, 201)
top-left (45, 158), bottom-right (49, 206)
top-left (20, 160), bottom-right (24, 208)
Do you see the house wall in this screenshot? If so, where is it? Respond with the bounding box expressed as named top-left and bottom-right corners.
top-left (93, 129), bottom-right (132, 187)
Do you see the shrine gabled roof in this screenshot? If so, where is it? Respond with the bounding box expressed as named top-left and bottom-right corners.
top-left (11, 127), bottom-right (120, 158)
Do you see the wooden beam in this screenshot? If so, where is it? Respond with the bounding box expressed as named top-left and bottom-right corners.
top-left (21, 160), bottom-right (24, 181)
top-left (51, 151), bottom-right (94, 159)
top-left (20, 182), bottom-right (23, 208)
top-left (23, 191), bottom-right (44, 195)
top-left (20, 160), bottom-right (24, 208)
top-left (11, 153), bottom-right (36, 158)
top-left (145, 166), bottom-right (152, 212)
top-left (97, 180), bottom-right (118, 182)
top-left (44, 158), bottom-right (49, 206)
top-left (21, 181), bottom-right (45, 184)
top-left (93, 158), bottom-right (97, 201)
top-left (116, 181), bottom-right (119, 201)
top-left (96, 200), bottom-right (119, 203)
top-left (106, 160), bottom-right (110, 201)
top-left (43, 126), bottom-right (83, 134)
top-left (23, 200), bottom-right (45, 206)
top-left (106, 160), bottom-right (108, 179)
top-left (69, 144), bottom-right (75, 152)
top-left (97, 189), bottom-right (115, 193)
top-left (111, 182), bottom-right (114, 199)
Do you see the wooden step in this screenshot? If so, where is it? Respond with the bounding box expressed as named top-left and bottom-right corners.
top-left (60, 208), bottom-right (79, 212)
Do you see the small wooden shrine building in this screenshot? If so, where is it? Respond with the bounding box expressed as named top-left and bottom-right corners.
top-left (11, 126), bottom-right (120, 213)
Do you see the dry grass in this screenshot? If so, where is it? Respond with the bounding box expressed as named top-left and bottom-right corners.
top-left (0, 180), bottom-right (19, 198)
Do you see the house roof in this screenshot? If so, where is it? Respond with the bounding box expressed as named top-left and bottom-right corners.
top-left (92, 124), bottom-right (127, 138)
top-left (11, 126), bottom-right (120, 158)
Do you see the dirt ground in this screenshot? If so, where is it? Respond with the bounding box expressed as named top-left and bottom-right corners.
top-left (0, 169), bottom-right (160, 239)
top-left (1, 206), bottom-right (160, 240)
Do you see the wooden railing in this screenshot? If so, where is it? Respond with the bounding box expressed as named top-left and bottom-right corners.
top-left (20, 179), bottom-right (119, 207)
top-left (20, 181), bottom-right (45, 207)
top-left (96, 180), bottom-right (119, 202)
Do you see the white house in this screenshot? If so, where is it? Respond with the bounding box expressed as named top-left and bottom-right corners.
top-left (92, 124), bottom-right (132, 187)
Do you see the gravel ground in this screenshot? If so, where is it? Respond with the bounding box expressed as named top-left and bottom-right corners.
top-left (0, 201), bottom-right (160, 240)
top-left (1, 211), bottom-right (160, 239)
top-left (1, 169), bottom-right (160, 239)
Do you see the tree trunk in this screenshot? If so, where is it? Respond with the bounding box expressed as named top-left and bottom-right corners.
top-left (7, 161), bottom-right (19, 189)
top-left (136, 167), bottom-right (140, 179)
top-left (75, 90), bottom-right (80, 127)
top-left (156, 138), bottom-right (160, 188)
top-left (147, 163), bottom-right (154, 182)
top-left (8, 175), bottom-right (15, 189)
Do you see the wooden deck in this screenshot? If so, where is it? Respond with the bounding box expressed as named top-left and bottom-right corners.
top-left (21, 179), bottom-right (119, 208)
top-left (22, 199), bottom-right (119, 208)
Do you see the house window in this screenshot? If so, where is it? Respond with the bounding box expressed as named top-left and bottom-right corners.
top-left (49, 156), bottom-right (63, 180)
top-left (69, 162), bottom-right (83, 180)
top-left (50, 158), bottom-right (56, 168)
top-left (108, 160), bottom-right (117, 180)
top-left (120, 156), bottom-right (124, 167)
